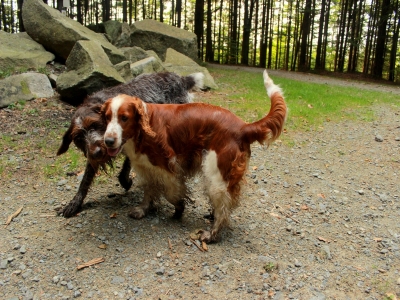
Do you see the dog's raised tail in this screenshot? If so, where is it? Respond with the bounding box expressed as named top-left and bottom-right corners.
top-left (184, 72), bottom-right (204, 91)
top-left (243, 70), bottom-right (287, 146)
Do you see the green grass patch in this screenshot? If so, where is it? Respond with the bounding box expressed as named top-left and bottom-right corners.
top-left (207, 65), bottom-right (399, 131)
top-left (44, 147), bottom-right (86, 179)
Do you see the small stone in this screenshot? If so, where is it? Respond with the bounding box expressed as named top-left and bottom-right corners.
top-left (358, 190), bottom-right (364, 195)
top-left (111, 276), bottom-right (125, 284)
top-left (53, 276), bottom-right (60, 284)
top-left (0, 260), bottom-right (7, 269)
top-left (155, 267), bottom-right (165, 275)
top-left (156, 251), bottom-right (162, 258)
top-left (294, 260), bottom-right (302, 267)
top-left (19, 245), bottom-right (27, 254)
top-left (57, 179), bottom-right (68, 186)
top-left (74, 290), bottom-right (81, 298)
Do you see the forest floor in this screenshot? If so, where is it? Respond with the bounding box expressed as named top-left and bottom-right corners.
top-left (0, 66), bottom-right (399, 300)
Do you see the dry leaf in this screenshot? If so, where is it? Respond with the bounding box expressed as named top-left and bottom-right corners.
top-left (77, 257), bottom-right (105, 270)
top-left (301, 205), bottom-right (309, 210)
top-left (252, 166), bottom-right (258, 170)
top-left (110, 213), bottom-right (117, 218)
top-left (202, 241), bottom-right (208, 251)
top-left (68, 237), bottom-right (73, 241)
top-left (373, 237), bottom-right (382, 242)
top-left (308, 104), bottom-right (313, 108)
top-left (5, 206), bottom-right (23, 227)
top-left (98, 244), bottom-right (107, 249)
top-left (317, 193), bottom-right (326, 199)
top-left (269, 212), bottom-right (281, 219)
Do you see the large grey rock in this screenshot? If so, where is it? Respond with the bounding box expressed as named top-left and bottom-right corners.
top-left (103, 20), bottom-right (122, 45)
top-left (115, 23), bottom-right (132, 48)
top-left (0, 31), bottom-right (54, 70)
top-left (0, 73), bottom-right (54, 108)
top-left (120, 46), bottom-right (151, 63)
top-left (57, 40), bottom-right (125, 105)
top-left (164, 48), bottom-right (218, 89)
top-left (114, 61), bottom-right (134, 82)
top-left (22, 0), bottom-right (125, 64)
top-left (130, 19), bottom-right (198, 61)
top-left (130, 57), bottom-right (165, 77)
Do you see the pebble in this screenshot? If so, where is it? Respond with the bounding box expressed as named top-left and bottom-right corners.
top-left (375, 135), bottom-right (383, 142)
top-left (0, 259), bottom-right (7, 269)
top-left (155, 267), bottom-right (165, 275)
top-left (57, 179), bottom-right (68, 186)
top-left (20, 245), bottom-right (27, 254)
top-left (111, 276), bottom-right (125, 284)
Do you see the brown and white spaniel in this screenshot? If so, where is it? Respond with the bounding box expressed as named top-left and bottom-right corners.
top-left (102, 70), bottom-right (287, 243)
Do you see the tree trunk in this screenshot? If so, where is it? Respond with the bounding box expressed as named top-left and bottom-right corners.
top-left (205, 0), bottom-right (213, 61)
top-left (122, 0), bottom-right (127, 22)
top-left (17, 0), bottom-right (24, 32)
top-left (389, 1), bottom-right (400, 81)
top-left (160, 0), bottom-right (164, 22)
top-left (315, 0), bottom-right (326, 70)
top-left (194, 0), bottom-right (204, 59)
top-left (228, 0), bottom-right (239, 64)
top-left (373, 0), bottom-right (391, 79)
top-left (241, 0), bottom-right (255, 65)
top-left (299, 0), bottom-right (311, 71)
top-left (259, 0), bottom-right (268, 68)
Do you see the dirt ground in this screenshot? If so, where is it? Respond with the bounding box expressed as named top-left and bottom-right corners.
top-left (0, 67), bottom-right (399, 300)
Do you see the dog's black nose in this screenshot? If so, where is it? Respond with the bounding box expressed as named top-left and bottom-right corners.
top-left (105, 137), bottom-right (115, 147)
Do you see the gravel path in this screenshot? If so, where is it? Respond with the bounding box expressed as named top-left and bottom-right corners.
top-left (0, 69), bottom-right (399, 300)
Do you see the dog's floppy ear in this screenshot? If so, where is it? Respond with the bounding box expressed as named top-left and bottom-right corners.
top-left (57, 125), bottom-right (73, 155)
top-left (90, 103), bottom-right (102, 115)
top-left (129, 97), bottom-right (156, 138)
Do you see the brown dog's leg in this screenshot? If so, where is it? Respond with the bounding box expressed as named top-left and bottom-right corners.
top-left (118, 157), bottom-right (132, 191)
top-left (62, 162), bottom-right (97, 218)
top-left (128, 185), bottom-right (156, 219)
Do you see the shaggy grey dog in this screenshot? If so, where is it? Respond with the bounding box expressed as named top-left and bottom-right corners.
top-left (57, 72), bottom-right (204, 217)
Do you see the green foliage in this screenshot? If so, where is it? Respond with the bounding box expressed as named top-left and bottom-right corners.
top-left (207, 65), bottom-right (399, 131)
top-left (0, 68), bottom-right (12, 79)
top-left (7, 101), bottom-right (26, 110)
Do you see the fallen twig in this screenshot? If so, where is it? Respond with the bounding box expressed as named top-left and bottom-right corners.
top-left (190, 239), bottom-right (204, 252)
top-left (77, 257), bottom-right (105, 270)
top-left (40, 214), bottom-right (56, 218)
top-left (5, 206), bottom-right (23, 228)
top-left (168, 238), bottom-right (173, 250)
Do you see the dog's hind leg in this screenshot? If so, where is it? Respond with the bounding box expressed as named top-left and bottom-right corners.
top-left (61, 162), bottom-right (97, 218)
top-left (118, 157), bottom-right (132, 191)
top-left (164, 179), bottom-right (188, 219)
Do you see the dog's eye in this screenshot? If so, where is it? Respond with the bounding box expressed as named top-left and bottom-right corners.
top-left (121, 116), bottom-right (128, 122)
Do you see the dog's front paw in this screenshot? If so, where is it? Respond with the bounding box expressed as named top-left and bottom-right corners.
top-left (199, 229), bottom-right (219, 244)
top-left (61, 203), bottom-right (81, 218)
top-left (128, 207), bottom-right (146, 219)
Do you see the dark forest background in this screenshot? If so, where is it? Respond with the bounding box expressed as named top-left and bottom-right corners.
top-left (1, 0), bottom-right (400, 82)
